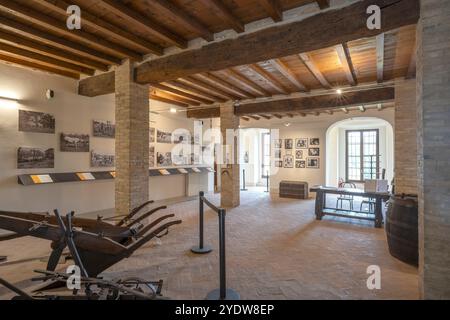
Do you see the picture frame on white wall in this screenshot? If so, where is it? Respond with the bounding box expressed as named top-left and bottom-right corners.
top-left (295, 138), bottom-right (308, 149)
top-left (275, 160), bottom-right (282, 168)
top-left (296, 160), bottom-right (306, 168)
top-left (274, 149), bottom-right (281, 159)
top-left (309, 138), bottom-right (320, 146)
top-left (295, 150), bottom-right (303, 159)
top-left (285, 139), bottom-right (293, 149)
top-left (308, 148), bottom-right (320, 157)
top-left (274, 139), bottom-right (282, 149)
top-left (307, 157), bottom-right (320, 169)
top-left (283, 155), bottom-right (294, 168)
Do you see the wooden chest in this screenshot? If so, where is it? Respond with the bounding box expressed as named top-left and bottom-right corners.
top-left (279, 181), bottom-right (309, 199)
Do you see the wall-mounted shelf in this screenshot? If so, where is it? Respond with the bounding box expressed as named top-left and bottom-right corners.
top-left (18, 167), bottom-right (214, 186)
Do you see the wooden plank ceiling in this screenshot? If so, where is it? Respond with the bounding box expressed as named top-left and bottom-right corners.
top-left (0, 0), bottom-right (416, 119)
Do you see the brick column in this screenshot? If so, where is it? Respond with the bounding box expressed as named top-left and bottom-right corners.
top-left (115, 60), bottom-right (149, 215)
top-left (417, 0), bottom-right (450, 299)
top-left (394, 79), bottom-right (418, 195)
top-left (220, 103), bottom-right (240, 208)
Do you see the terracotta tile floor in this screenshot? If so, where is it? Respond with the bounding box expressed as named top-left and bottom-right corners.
top-left (0, 191), bottom-right (419, 300)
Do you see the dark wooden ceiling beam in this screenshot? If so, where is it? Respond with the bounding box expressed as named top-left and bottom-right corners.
top-left (248, 64), bottom-right (290, 94)
top-left (376, 33), bottom-right (385, 83)
top-left (187, 107), bottom-right (220, 118)
top-left (258, 114), bottom-right (272, 120)
top-left (0, 14), bottom-right (121, 65)
top-left (241, 116), bottom-right (250, 121)
top-left (183, 76), bottom-right (239, 100)
top-left (0, 41), bottom-right (94, 75)
top-left (0, 29), bottom-right (109, 71)
top-left (247, 115), bottom-right (260, 120)
top-left (200, 0), bottom-right (244, 33)
top-left (221, 69), bottom-right (271, 96)
top-left (299, 53), bottom-right (332, 89)
top-left (0, 0), bottom-right (141, 60)
top-left (35, 0), bottom-right (164, 55)
top-left (335, 43), bottom-right (357, 86)
top-left (316, 0), bottom-right (330, 9)
top-left (78, 71), bottom-right (115, 97)
top-left (98, 0), bottom-right (187, 49)
top-left (135, 0), bottom-right (419, 84)
top-left (150, 94), bottom-right (188, 108)
top-left (259, 0), bottom-right (283, 22)
top-left (196, 73), bottom-right (257, 98)
top-left (153, 83), bottom-right (215, 105)
top-left (0, 52), bottom-right (79, 79)
top-left (151, 0), bottom-right (214, 42)
top-left (270, 58), bottom-right (308, 91)
top-left (167, 80), bottom-right (227, 103)
top-left (150, 88), bottom-right (200, 106)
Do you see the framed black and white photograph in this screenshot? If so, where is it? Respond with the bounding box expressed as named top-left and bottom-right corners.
top-left (157, 129), bottom-right (172, 143)
top-left (149, 145), bottom-right (155, 167)
top-left (157, 152), bottom-right (172, 167)
top-left (295, 138), bottom-right (308, 149)
top-left (283, 155), bottom-right (294, 168)
top-left (307, 157), bottom-right (320, 169)
top-left (295, 150), bottom-right (303, 159)
top-left (172, 132), bottom-right (190, 144)
top-left (18, 110), bottom-right (55, 134)
top-left (275, 160), bottom-right (283, 168)
top-left (274, 139), bottom-right (282, 148)
top-left (296, 160), bottom-right (306, 168)
top-left (308, 148), bottom-right (320, 157)
top-left (91, 151), bottom-right (115, 167)
top-left (285, 139), bottom-right (293, 149)
top-left (60, 133), bottom-right (89, 152)
top-left (149, 127), bottom-right (155, 143)
top-left (309, 138), bottom-right (320, 146)
top-left (17, 147), bottom-right (54, 169)
top-left (93, 120), bottom-right (115, 138)
top-left (274, 149), bottom-right (281, 159)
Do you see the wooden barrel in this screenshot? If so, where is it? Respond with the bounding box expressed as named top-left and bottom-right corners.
top-left (385, 195), bottom-right (418, 266)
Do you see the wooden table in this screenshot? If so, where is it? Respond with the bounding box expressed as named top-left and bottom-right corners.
top-left (310, 186), bottom-right (390, 228)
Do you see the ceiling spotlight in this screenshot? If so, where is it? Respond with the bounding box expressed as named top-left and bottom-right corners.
top-left (336, 89), bottom-right (343, 95)
top-left (284, 122), bottom-right (291, 127)
top-left (170, 108), bottom-right (177, 113)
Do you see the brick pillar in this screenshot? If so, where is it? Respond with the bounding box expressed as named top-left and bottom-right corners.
top-left (220, 103), bottom-right (240, 208)
top-left (115, 60), bottom-right (149, 215)
top-left (394, 79), bottom-right (418, 195)
top-left (417, 0), bottom-right (450, 299)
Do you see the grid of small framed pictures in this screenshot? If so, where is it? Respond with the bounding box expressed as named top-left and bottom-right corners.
top-left (274, 137), bottom-right (320, 169)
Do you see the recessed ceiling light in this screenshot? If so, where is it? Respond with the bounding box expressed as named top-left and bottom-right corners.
top-left (170, 108), bottom-right (177, 113)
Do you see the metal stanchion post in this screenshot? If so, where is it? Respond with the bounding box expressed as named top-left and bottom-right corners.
top-left (265, 171), bottom-right (269, 193)
top-left (241, 169), bottom-right (248, 191)
top-left (191, 191), bottom-right (212, 254)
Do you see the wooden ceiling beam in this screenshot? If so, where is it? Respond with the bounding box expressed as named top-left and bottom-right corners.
top-left (241, 116), bottom-right (250, 121)
top-left (234, 87), bottom-right (394, 115)
top-left (0, 52), bottom-right (79, 79)
top-left (167, 80), bottom-right (227, 103)
top-left (221, 69), bottom-right (271, 96)
top-left (359, 105), bottom-right (366, 112)
top-left (258, 114), bottom-right (272, 120)
top-left (247, 115), bottom-right (260, 120)
top-left (0, 42), bottom-right (93, 75)
top-left (259, 0), bottom-right (283, 22)
top-left (341, 107), bottom-right (349, 114)
top-left (150, 94), bottom-right (188, 108)
top-left (150, 88), bottom-right (200, 106)
top-left (151, 0), bottom-right (214, 42)
top-left (335, 43), bottom-right (357, 86)
top-left (376, 33), bottom-right (385, 83)
top-left (272, 114), bottom-right (283, 119)
top-left (299, 53), bottom-right (332, 89)
top-left (248, 64), bottom-right (290, 94)
top-left (78, 71), bottom-right (115, 97)
top-left (135, 0), bottom-right (419, 84)
top-left (153, 83), bottom-right (215, 105)
top-left (187, 107), bottom-right (220, 119)
top-left (0, 29), bottom-right (109, 71)
top-left (0, 0), bottom-right (141, 60)
top-left (98, 0), bottom-right (187, 49)
top-left (0, 14), bottom-right (120, 65)
top-left (196, 73), bottom-right (257, 99)
top-left (270, 58), bottom-right (308, 91)
top-left (200, 0), bottom-right (244, 33)
top-left (183, 76), bottom-right (239, 100)
top-left (316, 0), bottom-right (330, 9)
top-left (35, 0), bottom-right (163, 55)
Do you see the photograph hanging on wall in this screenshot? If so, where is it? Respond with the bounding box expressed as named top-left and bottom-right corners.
top-left (157, 129), bottom-right (172, 143)
top-left (308, 148), bottom-right (320, 157)
top-left (275, 160), bottom-right (283, 168)
top-left (274, 139), bottom-right (282, 149)
top-left (93, 120), bottom-right (115, 138)
top-left (60, 133), bottom-right (89, 152)
top-left (157, 152), bottom-right (172, 167)
top-left (296, 138), bottom-right (308, 149)
top-left (295, 150), bottom-right (303, 159)
top-left (307, 157), bottom-right (320, 169)
top-left (91, 151), bottom-right (115, 167)
top-left (149, 127), bottom-right (155, 143)
top-left (309, 138), bottom-right (320, 146)
top-left (274, 149), bottom-right (281, 159)
top-left (17, 147), bottom-right (54, 169)
top-left (283, 155), bottom-right (294, 168)
top-left (172, 132), bottom-right (191, 144)
top-left (296, 160), bottom-right (306, 168)
top-left (149, 145), bottom-right (155, 167)
top-left (285, 139), bottom-right (293, 149)
top-left (18, 110), bottom-right (55, 134)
